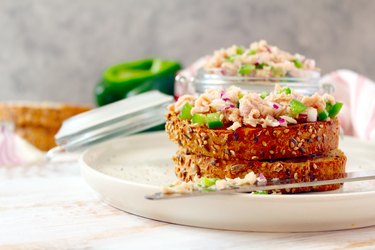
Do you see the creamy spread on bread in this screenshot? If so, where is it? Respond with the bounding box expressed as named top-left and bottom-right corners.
top-left (203, 40), bottom-right (317, 78)
top-left (161, 172), bottom-right (258, 194)
top-left (169, 85), bottom-right (342, 130)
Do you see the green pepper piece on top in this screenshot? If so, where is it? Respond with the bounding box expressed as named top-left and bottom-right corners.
top-left (207, 113), bottom-right (224, 129)
top-left (179, 102), bottom-right (193, 120)
top-left (289, 99), bottom-right (307, 115)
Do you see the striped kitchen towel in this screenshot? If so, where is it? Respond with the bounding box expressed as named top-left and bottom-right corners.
top-left (0, 122), bottom-right (43, 166)
top-left (321, 70), bottom-right (375, 141)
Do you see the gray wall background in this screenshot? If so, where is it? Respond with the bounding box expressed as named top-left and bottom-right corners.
top-left (1, 0), bottom-right (374, 105)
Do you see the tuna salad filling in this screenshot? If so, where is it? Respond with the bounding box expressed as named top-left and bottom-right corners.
top-left (169, 84), bottom-right (343, 130)
top-left (161, 172), bottom-right (262, 194)
top-left (203, 40), bottom-right (318, 78)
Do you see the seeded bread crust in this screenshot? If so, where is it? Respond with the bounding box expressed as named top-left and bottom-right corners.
top-left (174, 149), bottom-right (347, 193)
top-left (166, 111), bottom-right (339, 161)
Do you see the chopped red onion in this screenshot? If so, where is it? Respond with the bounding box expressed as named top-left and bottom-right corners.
top-left (224, 103), bottom-right (236, 110)
top-left (278, 117), bottom-right (287, 126)
top-left (273, 103), bottom-right (279, 109)
top-left (297, 113), bottom-right (308, 122)
top-left (257, 173), bottom-right (267, 184)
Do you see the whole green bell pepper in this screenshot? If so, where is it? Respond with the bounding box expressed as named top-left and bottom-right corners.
top-left (95, 58), bottom-right (181, 106)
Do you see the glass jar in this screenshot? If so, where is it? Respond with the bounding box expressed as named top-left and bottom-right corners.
top-left (175, 69), bottom-right (333, 97)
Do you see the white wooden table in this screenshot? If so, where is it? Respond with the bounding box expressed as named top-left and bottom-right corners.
top-left (2, 159), bottom-right (375, 250)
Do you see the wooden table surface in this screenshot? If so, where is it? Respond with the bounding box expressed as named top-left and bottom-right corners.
top-left (2, 159), bottom-right (375, 250)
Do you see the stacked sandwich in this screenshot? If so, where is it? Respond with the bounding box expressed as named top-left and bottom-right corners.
top-left (166, 85), bottom-right (346, 193)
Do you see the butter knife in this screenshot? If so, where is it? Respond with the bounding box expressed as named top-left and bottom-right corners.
top-left (145, 170), bottom-right (375, 200)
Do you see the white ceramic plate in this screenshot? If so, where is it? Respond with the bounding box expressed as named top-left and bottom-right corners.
top-left (80, 132), bottom-right (375, 232)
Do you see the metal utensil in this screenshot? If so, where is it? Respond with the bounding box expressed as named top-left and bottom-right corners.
top-left (145, 170), bottom-right (375, 200)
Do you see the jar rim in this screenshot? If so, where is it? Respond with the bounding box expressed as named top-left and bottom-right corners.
top-left (195, 68), bottom-right (321, 83)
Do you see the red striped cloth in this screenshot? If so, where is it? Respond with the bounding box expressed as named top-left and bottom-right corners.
top-left (322, 70), bottom-right (375, 141)
top-left (0, 122), bottom-right (44, 166)
top-left (0, 123), bottom-right (23, 166)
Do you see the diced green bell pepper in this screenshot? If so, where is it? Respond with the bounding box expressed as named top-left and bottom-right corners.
top-left (293, 59), bottom-right (303, 69)
top-left (253, 190), bottom-right (269, 195)
top-left (179, 102), bottom-right (193, 120)
top-left (200, 177), bottom-right (220, 188)
top-left (238, 64), bottom-right (255, 75)
top-left (260, 91), bottom-right (269, 99)
top-left (318, 111), bottom-right (329, 121)
top-left (226, 55), bottom-right (237, 63)
top-left (255, 63), bottom-right (266, 69)
top-left (319, 102), bottom-right (343, 120)
top-left (325, 102), bottom-right (333, 112)
top-left (192, 113), bottom-right (207, 125)
top-left (328, 102), bottom-right (343, 117)
top-left (272, 67), bottom-right (284, 77)
top-left (249, 49), bottom-right (257, 55)
top-left (236, 47), bottom-right (245, 55)
top-left (95, 58), bottom-right (181, 106)
top-left (206, 113), bottom-right (224, 129)
top-left (289, 99), bottom-right (307, 115)
top-left (278, 87), bottom-right (291, 95)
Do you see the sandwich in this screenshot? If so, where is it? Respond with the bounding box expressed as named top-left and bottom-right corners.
top-left (165, 85), bottom-right (346, 193)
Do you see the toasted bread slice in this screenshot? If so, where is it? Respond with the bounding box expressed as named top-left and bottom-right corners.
top-left (173, 149), bottom-right (347, 193)
top-left (166, 111), bottom-right (339, 161)
top-left (0, 102), bottom-right (90, 129)
top-left (0, 102), bottom-right (90, 151)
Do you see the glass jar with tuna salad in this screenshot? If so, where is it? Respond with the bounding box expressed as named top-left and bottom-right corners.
top-left (176, 40), bottom-right (330, 96)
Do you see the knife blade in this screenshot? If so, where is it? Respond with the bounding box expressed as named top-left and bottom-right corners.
top-left (145, 170), bottom-right (375, 200)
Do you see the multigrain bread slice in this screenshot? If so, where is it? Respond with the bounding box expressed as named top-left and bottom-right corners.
top-left (0, 102), bottom-right (90, 151)
top-left (166, 111), bottom-right (339, 161)
top-left (173, 149), bottom-right (347, 193)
